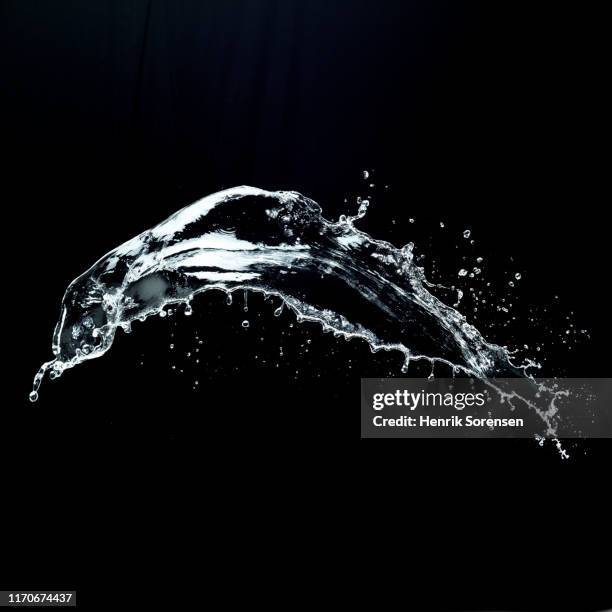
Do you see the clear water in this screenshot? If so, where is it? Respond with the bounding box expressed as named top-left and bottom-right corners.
top-left (31, 186), bottom-right (567, 438)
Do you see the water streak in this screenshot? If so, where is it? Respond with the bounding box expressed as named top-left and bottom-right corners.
top-left (31, 186), bottom-right (528, 404)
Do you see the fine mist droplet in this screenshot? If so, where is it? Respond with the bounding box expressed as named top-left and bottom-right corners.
top-left (29, 391), bottom-right (38, 403)
top-left (242, 320), bottom-right (250, 328)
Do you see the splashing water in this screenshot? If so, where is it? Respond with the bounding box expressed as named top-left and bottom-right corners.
top-left (31, 185), bottom-right (531, 405)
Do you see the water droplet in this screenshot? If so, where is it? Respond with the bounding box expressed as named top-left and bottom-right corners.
top-left (515, 273), bottom-right (521, 280)
top-left (463, 229), bottom-right (471, 239)
top-left (242, 320), bottom-right (250, 328)
top-left (357, 200), bottom-right (369, 217)
top-left (440, 222), bottom-right (445, 228)
top-left (458, 269), bottom-right (468, 277)
top-left (409, 218), bottom-right (415, 224)
top-left (362, 170), bottom-right (369, 179)
top-left (29, 391), bottom-right (38, 403)
top-left (509, 281), bottom-right (514, 287)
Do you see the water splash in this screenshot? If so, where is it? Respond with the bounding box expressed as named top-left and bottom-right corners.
top-left (32, 185), bottom-right (543, 408)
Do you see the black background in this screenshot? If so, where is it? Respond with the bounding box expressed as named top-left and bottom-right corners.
top-left (1, 1), bottom-right (609, 609)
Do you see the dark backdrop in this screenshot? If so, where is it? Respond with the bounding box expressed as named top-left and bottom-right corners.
top-left (1, 1), bottom-right (609, 609)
